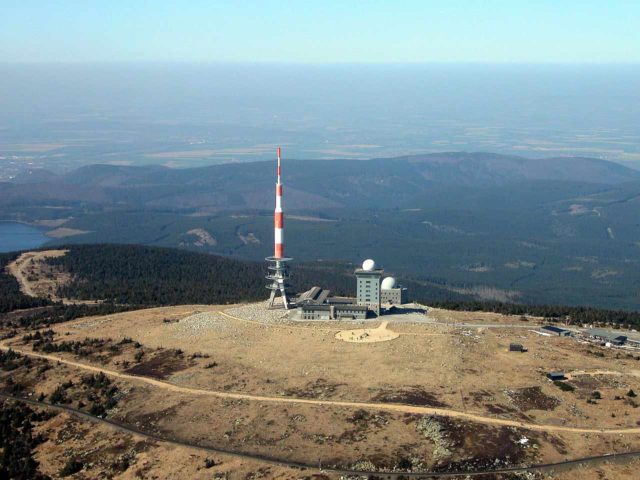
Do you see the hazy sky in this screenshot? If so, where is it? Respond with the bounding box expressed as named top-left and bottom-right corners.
top-left (1, 1), bottom-right (638, 63)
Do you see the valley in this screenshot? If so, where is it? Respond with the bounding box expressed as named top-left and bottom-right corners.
top-left (2, 152), bottom-right (639, 309)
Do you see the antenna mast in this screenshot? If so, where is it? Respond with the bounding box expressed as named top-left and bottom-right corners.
top-left (266, 147), bottom-right (293, 308)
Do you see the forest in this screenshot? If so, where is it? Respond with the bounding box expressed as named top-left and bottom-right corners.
top-left (0, 400), bottom-right (50, 479)
top-left (42, 203), bottom-right (640, 311)
top-left (48, 244), bottom-right (640, 327)
top-left (2, 244), bottom-right (638, 328)
top-left (428, 300), bottom-right (640, 328)
top-left (0, 349), bottom-right (53, 480)
top-left (46, 244), bottom-right (358, 306)
top-left (0, 253), bottom-right (52, 314)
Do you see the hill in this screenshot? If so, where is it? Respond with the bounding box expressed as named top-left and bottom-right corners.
top-left (2, 244), bottom-right (633, 327)
top-left (2, 152), bottom-right (638, 211)
top-left (37, 197), bottom-right (640, 310)
top-left (0, 253), bottom-right (52, 313)
top-left (44, 244), bottom-right (474, 306)
top-left (2, 152), bottom-right (640, 310)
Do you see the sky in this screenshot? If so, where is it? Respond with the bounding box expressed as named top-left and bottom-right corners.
top-left (1, 1), bottom-right (638, 63)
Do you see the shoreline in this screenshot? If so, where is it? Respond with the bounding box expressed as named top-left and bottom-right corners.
top-left (0, 221), bottom-right (50, 253)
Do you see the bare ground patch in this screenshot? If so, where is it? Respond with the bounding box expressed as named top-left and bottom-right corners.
top-left (371, 386), bottom-right (449, 408)
top-left (505, 386), bottom-right (560, 412)
top-left (284, 378), bottom-right (345, 399)
top-left (7, 249), bottom-right (99, 304)
top-left (125, 349), bottom-right (195, 380)
top-left (46, 227), bottom-right (89, 239)
top-left (424, 415), bottom-right (538, 472)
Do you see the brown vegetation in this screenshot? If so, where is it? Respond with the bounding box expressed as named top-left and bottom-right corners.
top-left (1, 301), bottom-right (640, 478)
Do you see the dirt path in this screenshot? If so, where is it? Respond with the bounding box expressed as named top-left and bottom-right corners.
top-left (7, 250), bottom-right (66, 298)
top-left (3, 393), bottom-right (640, 479)
top-left (3, 344), bottom-right (640, 436)
top-left (7, 249), bottom-right (99, 305)
top-left (567, 369), bottom-right (640, 380)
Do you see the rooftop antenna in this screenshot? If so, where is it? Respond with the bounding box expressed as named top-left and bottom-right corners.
top-left (266, 147), bottom-right (293, 308)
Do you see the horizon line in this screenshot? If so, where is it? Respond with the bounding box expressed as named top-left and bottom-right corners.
top-left (1, 60), bottom-right (639, 67)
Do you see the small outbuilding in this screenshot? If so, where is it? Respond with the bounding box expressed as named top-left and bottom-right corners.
top-left (587, 329), bottom-right (628, 346)
top-left (541, 325), bottom-right (571, 337)
top-left (509, 343), bottom-right (526, 352)
top-left (547, 371), bottom-right (566, 381)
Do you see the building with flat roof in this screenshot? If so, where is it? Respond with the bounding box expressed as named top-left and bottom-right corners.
top-left (300, 304), bottom-right (368, 320)
top-left (541, 325), bottom-right (571, 336)
top-left (355, 259), bottom-right (383, 316)
top-left (380, 287), bottom-right (408, 305)
top-left (587, 329), bottom-right (628, 346)
top-left (293, 259), bottom-right (410, 320)
top-left (380, 275), bottom-right (408, 305)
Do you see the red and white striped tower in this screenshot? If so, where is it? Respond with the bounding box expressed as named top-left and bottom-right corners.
top-left (274, 146), bottom-right (284, 258)
top-left (266, 147), bottom-right (293, 309)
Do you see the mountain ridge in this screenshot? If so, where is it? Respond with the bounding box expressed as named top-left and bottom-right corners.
top-left (3, 152), bottom-right (639, 211)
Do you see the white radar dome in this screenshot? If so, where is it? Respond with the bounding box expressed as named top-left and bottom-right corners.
top-left (362, 259), bottom-right (376, 271)
top-left (381, 277), bottom-right (397, 290)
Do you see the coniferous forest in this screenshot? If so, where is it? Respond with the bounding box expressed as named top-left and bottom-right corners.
top-left (46, 244), bottom-right (357, 306)
top-left (0, 253), bottom-right (52, 314)
top-left (429, 300), bottom-right (640, 328)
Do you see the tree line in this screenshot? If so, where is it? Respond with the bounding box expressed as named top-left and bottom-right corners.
top-left (0, 253), bottom-right (52, 314)
top-left (46, 244), bottom-right (358, 306)
top-left (427, 300), bottom-right (640, 328)
top-left (47, 244), bottom-right (267, 305)
top-left (0, 401), bottom-right (51, 479)
top-left (3, 244), bottom-right (637, 328)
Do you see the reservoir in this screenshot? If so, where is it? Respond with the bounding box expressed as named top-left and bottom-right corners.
top-left (0, 222), bottom-right (48, 253)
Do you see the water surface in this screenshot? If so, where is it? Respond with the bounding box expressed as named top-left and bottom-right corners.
top-left (0, 222), bottom-right (48, 253)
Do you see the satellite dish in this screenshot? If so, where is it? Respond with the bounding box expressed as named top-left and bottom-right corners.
top-left (362, 259), bottom-right (376, 271)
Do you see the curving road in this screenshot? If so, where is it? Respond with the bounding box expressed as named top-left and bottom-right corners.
top-left (7, 249), bottom-right (99, 305)
top-left (3, 343), bottom-right (640, 436)
top-left (7, 251), bottom-right (49, 297)
top-left (1, 392), bottom-right (639, 479)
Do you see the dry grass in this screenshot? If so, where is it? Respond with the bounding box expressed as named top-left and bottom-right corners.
top-left (3, 301), bottom-right (640, 477)
top-left (4, 251), bottom-right (640, 477)
top-left (32, 411), bottom-right (306, 479)
top-left (7, 250), bottom-right (70, 300)
top-left (7, 249), bottom-right (100, 304)
top-left (46, 303), bottom-right (640, 432)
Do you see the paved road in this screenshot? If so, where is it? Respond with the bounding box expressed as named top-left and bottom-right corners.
top-left (2, 392), bottom-right (639, 479)
top-left (3, 343), bottom-right (640, 436)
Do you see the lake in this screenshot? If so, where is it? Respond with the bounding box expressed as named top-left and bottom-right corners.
top-left (0, 222), bottom-right (48, 253)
